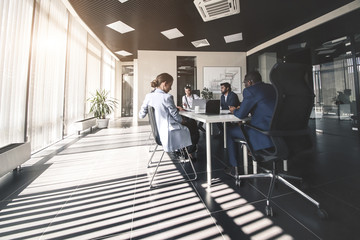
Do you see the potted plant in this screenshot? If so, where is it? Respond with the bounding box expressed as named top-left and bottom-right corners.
top-left (88, 89), bottom-right (119, 128)
top-left (201, 87), bottom-right (213, 100)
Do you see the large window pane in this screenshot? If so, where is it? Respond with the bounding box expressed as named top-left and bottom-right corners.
top-left (86, 35), bottom-right (101, 116)
top-left (63, 15), bottom-right (87, 136)
top-left (102, 50), bottom-right (116, 118)
top-left (28, 0), bottom-right (68, 152)
top-left (0, 0), bottom-right (34, 148)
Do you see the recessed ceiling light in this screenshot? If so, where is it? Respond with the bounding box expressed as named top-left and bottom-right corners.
top-left (331, 36), bottom-right (347, 44)
top-left (224, 33), bottom-right (243, 43)
top-left (317, 49), bottom-right (336, 55)
top-left (115, 50), bottom-right (132, 56)
top-left (161, 28), bottom-right (184, 40)
top-left (107, 20), bottom-right (134, 34)
top-left (119, 0), bottom-right (128, 2)
top-left (191, 39), bottom-right (210, 48)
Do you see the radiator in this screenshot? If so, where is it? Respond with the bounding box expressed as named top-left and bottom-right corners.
top-left (0, 142), bottom-right (31, 177)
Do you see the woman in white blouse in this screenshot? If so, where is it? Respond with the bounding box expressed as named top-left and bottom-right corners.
top-left (139, 73), bottom-right (199, 157)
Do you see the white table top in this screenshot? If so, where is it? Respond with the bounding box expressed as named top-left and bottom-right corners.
top-left (180, 110), bottom-right (242, 123)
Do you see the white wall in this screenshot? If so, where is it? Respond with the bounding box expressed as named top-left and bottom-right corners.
top-left (136, 50), bottom-right (246, 122)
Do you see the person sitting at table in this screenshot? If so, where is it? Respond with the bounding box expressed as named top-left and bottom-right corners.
top-left (139, 73), bottom-right (199, 160)
top-left (225, 70), bottom-right (276, 176)
top-left (182, 85), bottom-right (206, 132)
top-left (220, 82), bottom-right (241, 110)
top-left (182, 85), bottom-right (199, 109)
top-left (217, 82), bottom-right (241, 134)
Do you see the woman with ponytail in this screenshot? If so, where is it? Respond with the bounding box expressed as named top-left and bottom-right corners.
top-left (139, 73), bottom-right (199, 159)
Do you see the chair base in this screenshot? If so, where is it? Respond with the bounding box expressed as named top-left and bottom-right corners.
top-left (236, 162), bottom-right (328, 219)
top-left (148, 146), bottom-right (197, 188)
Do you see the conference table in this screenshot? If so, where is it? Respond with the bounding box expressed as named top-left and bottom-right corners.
top-left (180, 110), bottom-right (244, 187)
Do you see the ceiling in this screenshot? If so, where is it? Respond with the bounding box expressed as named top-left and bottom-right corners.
top-left (68, 0), bottom-right (354, 62)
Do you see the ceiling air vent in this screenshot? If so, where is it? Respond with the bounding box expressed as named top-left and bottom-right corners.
top-left (191, 39), bottom-right (210, 48)
top-left (194, 0), bottom-right (240, 22)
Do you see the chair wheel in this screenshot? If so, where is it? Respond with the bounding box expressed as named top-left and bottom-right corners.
top-left (265, 205), bottom-right (273, 216)
top-left (317, 208), bottom-right (328, 220)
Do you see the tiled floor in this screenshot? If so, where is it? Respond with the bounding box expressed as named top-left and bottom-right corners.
top-left (0, 118), bottom-right (360, 239)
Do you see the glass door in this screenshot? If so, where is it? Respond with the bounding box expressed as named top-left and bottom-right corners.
top-left (121, 65), bottom-right (134, 117)
top-left (177, 56), bottom-right (197, 106)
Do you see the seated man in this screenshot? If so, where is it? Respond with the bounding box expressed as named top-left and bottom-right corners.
top-left (182, 85), bottom-right (199, 109)
top-left (220, 82), bottom-right (240, 110)
top-left (182, 85), bottom-right (205, 132)
top-left (226, 71), bottom-right (276, 176)
top-left (217, 82), bottom-right (241, 134)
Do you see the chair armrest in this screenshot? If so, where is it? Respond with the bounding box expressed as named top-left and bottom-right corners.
top-left (244, 123), bottom-right (310, 137)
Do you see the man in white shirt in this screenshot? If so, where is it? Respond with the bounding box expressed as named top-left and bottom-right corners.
top-left (182, 86), bottom-right (200, 109)
top-left (182, 86), bottom-right (205, 132)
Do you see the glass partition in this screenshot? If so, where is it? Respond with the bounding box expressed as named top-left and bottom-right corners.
top-left (122, 65), bottom-right (134, 117)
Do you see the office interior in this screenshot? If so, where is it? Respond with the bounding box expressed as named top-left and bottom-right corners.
top-left (1, 0), bottom-right (360, 239)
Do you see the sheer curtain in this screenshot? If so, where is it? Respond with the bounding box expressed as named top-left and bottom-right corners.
top-left (85, 34), bottom-right (101, 116)
top-left (1, 0), bottom-right (119, 152)
top-left (102, 50), bottom-right (117, 118)
top-left (0, 0), bottom-right (34, 148)
top-left (28, 0), bottom-right (68, 151)
top-left (102, 50), bottom-right (116, 92)
top-left (63, 14), bottom-right (87, 136)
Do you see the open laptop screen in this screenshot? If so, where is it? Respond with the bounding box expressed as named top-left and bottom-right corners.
top-left (191, 99), bottom-right (206, 110)
top-left (205, 100), bottom-right (220, 114)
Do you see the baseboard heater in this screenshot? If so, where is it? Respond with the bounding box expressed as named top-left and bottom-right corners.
top-left (74, 117), bottom-right (97, 135)
top-left (0, 142), bottom-right (31, 178)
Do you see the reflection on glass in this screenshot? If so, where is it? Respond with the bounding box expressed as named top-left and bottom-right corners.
top-left (122, 66), bottom-right (134, 117)
top-left (313, 36), bottom-right (358, 121)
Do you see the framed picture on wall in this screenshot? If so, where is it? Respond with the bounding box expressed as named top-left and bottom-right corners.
top-left (203, 66), bottom-right (242, 93)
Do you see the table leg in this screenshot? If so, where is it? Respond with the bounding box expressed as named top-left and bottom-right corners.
top-left (223, 122), bottom-right (227, 148)
top-left (206, 122), bottom-right (212, 187)
top-left (243, 144), bottom-right (248, 175)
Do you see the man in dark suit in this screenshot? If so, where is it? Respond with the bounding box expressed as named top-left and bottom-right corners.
top-left (217, 82), bottom-right (240, 134)
top-left (220, 82), bottom-right (240, 110)
top-left (225, 71), bottom-right (276, 176)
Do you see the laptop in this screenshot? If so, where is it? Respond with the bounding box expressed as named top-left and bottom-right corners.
top-left (203, 100), bottom-right (220, 115)
top-left (191, 99), bottom-right (206, 110)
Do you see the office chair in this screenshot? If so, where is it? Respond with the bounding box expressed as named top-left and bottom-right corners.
top-left (147, 106), bottom-right (197, 188)
top-left (191, 89), bottom-right (201, 97)
top-left (236, 63), bottom-right (328, 219)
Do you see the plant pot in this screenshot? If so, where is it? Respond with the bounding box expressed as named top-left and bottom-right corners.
top-left (97, 118), bottom-right (110, 128)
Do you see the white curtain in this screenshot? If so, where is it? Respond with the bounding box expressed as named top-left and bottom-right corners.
top-left (86, 34), bottom-right (101, 116)
top-left (0, 0), bottom-right (34, 148)
top-left (102, 50), bottom-right (117, 118)
top-left (28, 0), bottom-right (68, 151)
top-left (63, 15), bottom-right (87, 136)
top-left (1, 0), bottom-right (120, 152)
top-left (102, 50), bottom-right (116, 92)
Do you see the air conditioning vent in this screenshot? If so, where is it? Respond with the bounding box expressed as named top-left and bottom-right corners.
top-left (194, 0), bottom-right (240, 22)
top-left (191, 39), bottom-right (210, 48)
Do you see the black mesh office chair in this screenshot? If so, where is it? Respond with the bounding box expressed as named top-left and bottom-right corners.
top-left (191, 89), bottom-right (200, 97)
top-left (147, 106), bottom-right (197, 188)
top-left (237, 63), bottom-right (328, 219)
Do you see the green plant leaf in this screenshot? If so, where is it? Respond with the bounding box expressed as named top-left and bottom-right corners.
top-left (87, 89), bottom-right (119, 119)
